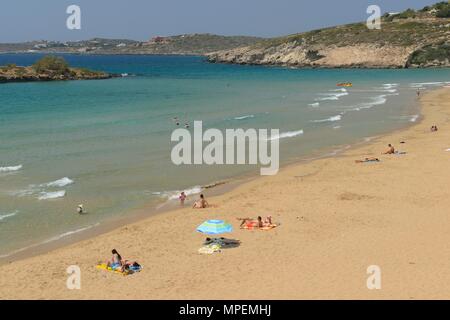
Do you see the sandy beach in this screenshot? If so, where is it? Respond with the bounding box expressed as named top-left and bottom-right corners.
top-left (1, 87), bottom-right (450, 300)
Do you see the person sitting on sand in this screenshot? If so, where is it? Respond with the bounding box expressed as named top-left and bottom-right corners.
top-left (382, 144), bottom-right (395, 155)
top-left (355, 157), bottom-right (380, 163)
top-left (431, 125), bottom-right (438, 132)
top-left (106, 249), bottom-right (123, 270)
top-left (193, 194), bottom-right (209, 209)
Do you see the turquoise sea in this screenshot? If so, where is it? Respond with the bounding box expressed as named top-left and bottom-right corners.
top-left (0, 53), bottom-right (449, 259)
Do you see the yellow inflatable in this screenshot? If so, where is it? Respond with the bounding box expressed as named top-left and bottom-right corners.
top-left (337, 83), bottom-right (353, 87)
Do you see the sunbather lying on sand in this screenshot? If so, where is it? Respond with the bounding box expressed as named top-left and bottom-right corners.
top-left (382, 144), bottom-right (395, 154)
top-left (237, 216), bottom-right (272, 228)
top-left (355, 157), bottom-right (380, 163)
top-left (193, 194), bottom-right (209, 209)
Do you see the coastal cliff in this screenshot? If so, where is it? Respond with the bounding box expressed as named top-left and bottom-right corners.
top-left (207, 4), bottom-right (450, 69)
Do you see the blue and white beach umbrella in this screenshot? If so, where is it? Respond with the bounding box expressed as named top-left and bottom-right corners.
top-left (196, 220), bottom-right (233, 235)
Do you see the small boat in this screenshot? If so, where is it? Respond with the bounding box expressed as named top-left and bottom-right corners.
top-left (337, 83), bottom-right (353, 87)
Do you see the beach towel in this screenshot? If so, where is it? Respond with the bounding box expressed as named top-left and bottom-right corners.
top-left (204, 238), bottom-right (241, 248)
top-left (95, 263), bottom-right (142, 275)
top-left (241, 223), bottom-right (278, 231)
top-left (394, 151), bottom-right (407, 155)
top-left (363, 159), bottom-right (380, 164)
top-left (198, 243), bottom-right (221, 254)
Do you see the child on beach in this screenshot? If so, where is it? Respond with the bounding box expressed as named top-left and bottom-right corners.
top-left (179, 192), bottom-right (187, 205)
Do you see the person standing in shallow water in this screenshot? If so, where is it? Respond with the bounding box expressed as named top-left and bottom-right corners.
top-left (179, 192), bottom-right (187, 206)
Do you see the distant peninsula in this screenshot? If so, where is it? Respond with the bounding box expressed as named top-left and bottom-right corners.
top-left (0, 55), bottom-right (114, 83)
top-left (0, 34), bottom-right (263, 56)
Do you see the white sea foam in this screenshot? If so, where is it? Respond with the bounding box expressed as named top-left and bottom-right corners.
top-left (46, 223), bottom-right (100, 242)
top-left (333, 125), bottom-right (342, 129)
top-left (311, 114), bottom-right (342, 123)
top-left (10, 177), bottom-right (73, 198)
top-left (0, 211), bottom-right (17, 221)
top-left (38, 190), bottom-right (66, 200)
top-left (0, 223), bottom-right (100, 259)
top-left (382, 83), bottom-right (399, 90)
top-left (233, 114), bottom-right (255, 120)
top-left (267, 129), bottom-right (304, 141)
top-left (162, 185), bottom-right (203, 200)
top-left (383, 83), bottom-right (399, 87)
top-left (308, 102), bottom-right (320, 107)
top-left (42, 177), bottom-right (74, 188)
top-left (315, 88), bottom-right (348, 101)
top-left (410, 115), bottom-right (419, 122)
top-left (410, 81), bottom-right (449, 87)
top-left (410, 81), bottom-right (450, 89)
top-left (350, 94), bottom-right (389, 111)
top-left (9, 187), bottom-right (37, 197)
top-left (0, 165), bottom-right (22, 173)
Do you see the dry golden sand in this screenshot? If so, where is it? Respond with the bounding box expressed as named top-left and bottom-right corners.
top-left (1, 88), bottom-right (450, 300)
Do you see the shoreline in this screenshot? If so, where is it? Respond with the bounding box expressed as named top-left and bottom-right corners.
top-left (1, 87), bottom-right (449, 299)
top-left (0, 104), bottom-right (420, 265)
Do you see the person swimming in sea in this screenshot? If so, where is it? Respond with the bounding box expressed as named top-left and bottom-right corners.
top-left (77, 204), bottom-right (84, 214)
top-left (172, 117), bottom-right (180, 126)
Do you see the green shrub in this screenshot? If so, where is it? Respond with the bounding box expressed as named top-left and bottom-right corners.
top-left (306, 50), bottom-right (324, 61)
top-left (409, 43), bottom-right (450, 65)
top-left (436, 7), bottom-right (450, 18)
top-left (32, 56), bottom-right (70, 74)
top-left (397, 9), bottom-right (416, 19)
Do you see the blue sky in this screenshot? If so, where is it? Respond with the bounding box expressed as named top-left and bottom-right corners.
top-left (0, 0), bottom-right (440, 42)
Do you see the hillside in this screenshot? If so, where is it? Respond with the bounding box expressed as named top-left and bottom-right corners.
top-left (207, 3), bottom-right (450, 68)
top-left (0, 34), bottom-right (263, 55)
